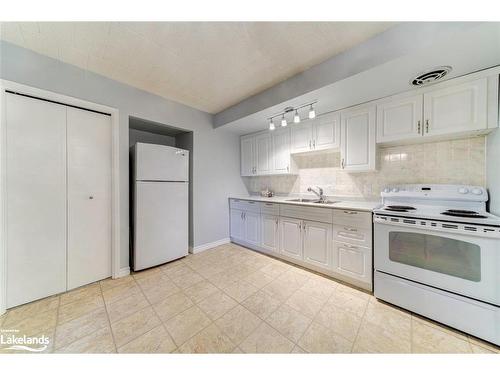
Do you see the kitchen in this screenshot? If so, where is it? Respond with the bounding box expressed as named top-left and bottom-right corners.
top-left (0, 16), bottom-right (499, 365)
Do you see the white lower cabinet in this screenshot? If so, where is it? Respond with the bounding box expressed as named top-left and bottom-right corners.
top-left (333, 241), bottom-right (372, 286)
top-left (229, 199), bottom-right (373, 291)
top-left (303, 221), bottom-right (332, 270)
top-left (244, 211), bottom-right (261, 246)
top-left (230, 209), bottom-right (245, 241)
top-left (279, 217), bottom-right (303, 260)
top-left (261, 214), bottom-right (279, 253)
top-left (230, 208), bottom-right (260, 246)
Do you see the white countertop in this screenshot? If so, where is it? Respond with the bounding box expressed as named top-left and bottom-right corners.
top-left (229, 195), bottom-right (380, 212)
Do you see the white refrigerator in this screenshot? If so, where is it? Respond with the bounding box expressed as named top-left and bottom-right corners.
top-left (131, 142), bottom-right (189, 271)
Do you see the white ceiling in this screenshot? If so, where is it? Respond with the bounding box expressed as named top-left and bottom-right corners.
top-left (0, 22), bottom-right (394, 113)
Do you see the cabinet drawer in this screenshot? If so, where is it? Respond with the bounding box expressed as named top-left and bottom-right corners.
top-left (280, 204), bottom-right (333, 224)
top-left (332, 209), bottom-right (372, 228)
top-left (229, 199), bottom-right (261, 213)
top-left (333, 224), bottom-right (372, 248)
top-left (333, 241), bottom-right (372, 285)
top-left (261, 202), bottom-right (280, 215)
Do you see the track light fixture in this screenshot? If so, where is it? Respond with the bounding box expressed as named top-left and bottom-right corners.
top-left (267, 100), bottom-right (317, 132)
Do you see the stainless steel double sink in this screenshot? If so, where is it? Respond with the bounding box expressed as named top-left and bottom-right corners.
top-left (286, 198), bottom-right (337, 205)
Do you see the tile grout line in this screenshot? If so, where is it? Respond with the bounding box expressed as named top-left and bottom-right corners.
top-left (98, 281), bottom-right (118, 353)
top-left (288, 284), bottom-right (336, 353)
top-left (54, 287), bottom-right (107, 352)
top-left (49, 295), bottom-right (62, 353)
top-left (348, 294), bottom-right (370, 353)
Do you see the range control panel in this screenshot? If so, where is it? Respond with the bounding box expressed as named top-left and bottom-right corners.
top-left (381, 184), bottom-right (487, 201)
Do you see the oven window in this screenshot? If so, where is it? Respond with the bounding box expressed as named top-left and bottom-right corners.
top-left (389, 232), bottom-right (481, 282)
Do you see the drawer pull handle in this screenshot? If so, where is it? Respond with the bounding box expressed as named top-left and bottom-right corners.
top-left (265, 203), bottom-right (273, 206)
top-left (344, 227), bottom-right (357, 232)
top-left (343, 210), bottom-right (358, 215)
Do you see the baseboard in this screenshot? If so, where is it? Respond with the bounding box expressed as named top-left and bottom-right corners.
top-left (192, 238), bottom-right (230, 254)
top-left (116, 266), bottom-right (130, 278)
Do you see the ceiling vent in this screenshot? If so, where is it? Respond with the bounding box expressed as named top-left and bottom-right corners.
top-left (410, 66), bottom-right (452, 87)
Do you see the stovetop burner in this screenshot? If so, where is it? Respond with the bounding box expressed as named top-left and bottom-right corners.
top-left (441, 209), bottom-right (488, 219)
top-left (384, 205), bottom-right (416, 212)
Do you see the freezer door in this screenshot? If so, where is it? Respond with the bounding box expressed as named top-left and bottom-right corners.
top-left (135, 142), bottom-right (189, 181)
top-left (134, 181), bottom-right (188, 270)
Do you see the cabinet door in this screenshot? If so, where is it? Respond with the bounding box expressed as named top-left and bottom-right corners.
top-left (333, 241), bottom-right (372, 285)
top-left (271, 128), bottom-right (291, 174)
top-left (376, 95), bottom-right (423, 143)
top-left (244, 211), bottom-right (261, 246)
top-left (67, 108), bottom-right (112, 290)
top-left (291, 122), bottom-right (313, 153)
top-left (240, 135), bottom-right (255, 176)
top-left (303, 221), bottom-right (332, 270)
top-left (423, 78), bottom-right (487, 136)
top-left (261, 215), bottom-right (279, 253)
top-left (230, 209), bottom-right (245, 241)
top-left (5, 93), bottom-right (67, 308)
top-left (340, 103), bottom-right (376, 172)
top-left (313, 112), bottom-right (340, 151)
top-left (255, 132), bottom-right (272, 175)
top-left (279, 217), bottom-right (303, 260)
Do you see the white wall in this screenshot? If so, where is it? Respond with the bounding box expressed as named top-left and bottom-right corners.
top-left (0, 41), bottom-right (247, 269)
top-left (128, 128), bottom-right (176, 148)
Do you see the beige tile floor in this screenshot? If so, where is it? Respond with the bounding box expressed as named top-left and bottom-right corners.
top-left (1, 243), bottom-right (499, 354)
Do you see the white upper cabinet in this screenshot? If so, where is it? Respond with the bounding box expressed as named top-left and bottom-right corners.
top-left (340, 103), bottom-right (377, 172)
top-left (240, 135), bottom-right (255, 176)
top-left (377, 94), bottom-right (423, 143)
top-left (291, 121), bottom-right (314, 153)
top-left (314, 112), bottom-right (341, 151)
top-left (255, 133), bottom-right (272, 175)
top-left (271, 128), bottom-right (292, 174)
top-left (423, 78), bottom-right (487, 136)
top-left (291, 111), bottom-right (340, 154)
top-left (376, 77), bottom-right (493, 145)
top-left (241, 129), bottom-right (294, 176)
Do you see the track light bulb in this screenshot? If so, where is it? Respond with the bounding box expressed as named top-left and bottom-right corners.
top-left (308, 105), bottom-right (316, 119)
top-left (281, 114), bottom-right (287, 127)
top-left (269, 118), bottom-right (275, 131)
top-left (293, 110), bottom-right (300, 124)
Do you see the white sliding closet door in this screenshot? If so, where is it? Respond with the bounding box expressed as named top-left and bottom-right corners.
top-left (6, 93), bottom-right (67, 308)
top-left (67, 107), bottom-right (112, 290)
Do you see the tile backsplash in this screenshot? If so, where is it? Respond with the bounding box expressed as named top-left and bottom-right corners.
top-left (243, 136), bottom-right (486, 199)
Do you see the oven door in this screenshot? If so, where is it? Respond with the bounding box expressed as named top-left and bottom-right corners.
top-left (374, 220), bottom-right (500, 306)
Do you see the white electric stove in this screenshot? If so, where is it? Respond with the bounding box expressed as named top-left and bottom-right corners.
top-left (373, 184), bottom-right (500, 346)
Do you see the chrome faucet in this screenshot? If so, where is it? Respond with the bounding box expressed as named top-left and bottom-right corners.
top-left (307, 186), bottom-right (326, 202)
